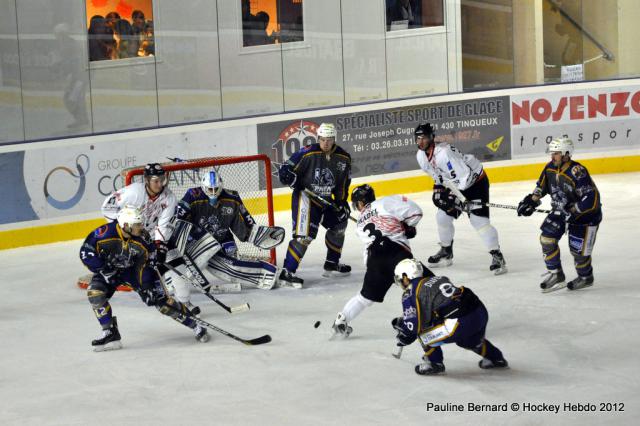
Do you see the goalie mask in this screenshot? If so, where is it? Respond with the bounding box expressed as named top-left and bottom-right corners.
top-left (393, 258), bottom-right (423, 288)
top-left (117, 206), bottom-right (144, 236)
top-left (201, 170), bottom-right (223, 205)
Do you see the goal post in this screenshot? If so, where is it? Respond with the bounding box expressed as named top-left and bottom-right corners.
top-left (124, 155), bottom-right (277, 264)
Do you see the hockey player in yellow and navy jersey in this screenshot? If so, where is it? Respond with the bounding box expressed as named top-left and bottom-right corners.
top-left (80, 206), bottom-right (209, 351)
top-left (517, 137), bottom-right (602, 292)
top-left (277, 122), bottom-right (352, 287)
top-left (392, 258), bottom-right (508, 375)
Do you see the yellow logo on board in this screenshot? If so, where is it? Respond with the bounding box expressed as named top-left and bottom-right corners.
top-left (486, 136), bottom-right (504, 152)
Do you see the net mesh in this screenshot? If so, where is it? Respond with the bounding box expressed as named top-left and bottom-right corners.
top-left (124, 155), bottom-right (275, 263)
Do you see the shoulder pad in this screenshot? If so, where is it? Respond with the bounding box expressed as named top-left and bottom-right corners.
top-left (219, 189), bottom-right (241, 201)
top-left (334, 146), bottom-right (352, 158)
top-left (94, 224), bottom-right (109, 238)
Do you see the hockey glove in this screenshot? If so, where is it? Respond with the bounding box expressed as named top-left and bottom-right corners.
top-left (155, 240), bottom-right (168, 265)
top-left (335, 200), bottom-right (351, 223)
top-left (402, 222), bottom-right (417, 239)
top-left (391, 316), bottom-right (404, 333)
top-left (278, 164), bottom-right (298, 188)
top-left (432, 186), bottom-right (457, 212)
top-left (139, 287), bottom-right (164, 307)
top-left (517, 194), bottom-right (540, 216)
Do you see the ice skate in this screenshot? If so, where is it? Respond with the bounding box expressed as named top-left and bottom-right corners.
top-left (185, 301), bottom-right (201, 316)
top-left (322, 261), bottom-right (352, 278)
top-left (331, 312), bottom-right (353, 338)
top-left (92, 317), bottom-right (122, 352)
top-left (489, 250), bottom-right (508, 275)
top-left (479, 358), bottom-right (509, 369)
top-left (415, 362), bottom-right (445, 375)
top-left (209, 283), bottom-right (242, 293)
top-left (540, 269), bottom-right (566, 293)
top-left (567, 274), bottom-right (594, 290)
top-left (427, 244), bottom-right (453, 268)
top-left (193, 325), bottom-right (210, 343)
top-left (278, 269), bottom-right (303, 289)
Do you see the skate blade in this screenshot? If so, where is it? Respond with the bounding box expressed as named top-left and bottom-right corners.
top-left (93, 341), bottom-right (123, 352)
top-left (567, 282), bottom-right (593, 291)
top-left (492, 266), bottom-right (508, 276)
top-left (278, 280), bottom-right (303, 289)
top-left (322, 270), bottom-right (351, 278)
top-left (427, 259), bottom-right (453, 268)
top-left (541, 282), bottom-right (567, 293)
top-left (209, 283), bottom-right (242, 294)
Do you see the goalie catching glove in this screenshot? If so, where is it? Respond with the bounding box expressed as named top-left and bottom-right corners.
top-left (249, 225), bottom-right (286, 249)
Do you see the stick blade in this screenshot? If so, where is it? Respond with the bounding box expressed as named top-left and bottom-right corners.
top-left (244, 334), bottom-right (272, 346)
top-left (230, 303), bottom-right (251, 314)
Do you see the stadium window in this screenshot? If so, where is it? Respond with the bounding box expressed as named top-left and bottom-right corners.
top-left (386, 0), bottom-right (444, 31)
top-left (86, 0), bottom-right (155, 61)
top-left (242, 0), bottom-right (304, 47)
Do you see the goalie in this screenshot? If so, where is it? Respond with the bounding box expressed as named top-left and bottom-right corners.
top-left (164, 169), bottom-right (285, 306)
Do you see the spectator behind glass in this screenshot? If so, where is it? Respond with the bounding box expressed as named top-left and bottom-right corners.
top-left (246, 11), bottom-right (274, 46)
top-left (88, 15), bottom-right (115, 61)
top-left (105, 11), bottom-right (121, 29)
top-left (131, 10), bottom-right (145, 56)
top-left (242, 0), bottom-right (258, 47)
top-left (387, 0), bottom-right (417, 29)
top-left (113, 19), bottom-right (136, 58)
top-left (138, 21), bottom-right (155, 56)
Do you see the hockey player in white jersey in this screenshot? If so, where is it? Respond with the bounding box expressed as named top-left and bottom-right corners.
top-left (101, 163), bottom-right (177, 265)
top-left (331, 184), bottom-right (423, 337)
top-left (415, 123), bottom-right (507, 275)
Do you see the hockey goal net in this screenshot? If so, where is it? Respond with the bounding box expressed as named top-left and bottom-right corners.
top-left (124, 155), bottom-right (276, 264)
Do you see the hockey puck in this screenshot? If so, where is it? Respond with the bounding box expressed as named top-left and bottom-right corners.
top-left (314, 321), bottom-right (321, 329)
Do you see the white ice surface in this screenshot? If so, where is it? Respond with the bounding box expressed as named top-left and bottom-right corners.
top-left (1, 173), bottom-right (639, 426)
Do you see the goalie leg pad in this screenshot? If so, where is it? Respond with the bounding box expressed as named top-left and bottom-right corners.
top-left (186, 233), bottom-right (221, 269)
top-left (168, 218), bottom-right (193, 255)
top-left (207, 253), bottom-right (278, 290)
top-left (249, 225), bottom-right (286, 249)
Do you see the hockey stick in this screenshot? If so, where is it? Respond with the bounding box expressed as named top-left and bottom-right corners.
top-left (441, 180), bottom-right (551, 214)
top-left (302, 188), bottom-right (357, 223)
top-left (466, 200), bottom-right (551, 214)
top-left (163, 258), bottom-right (250, 314)
top-left (162, 301), bottom-right (271, 346)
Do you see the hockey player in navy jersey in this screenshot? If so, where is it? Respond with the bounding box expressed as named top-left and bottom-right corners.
top-left (392, 258), bottom-right (507, 375)
top-left (80, 206), bottom-right (209, 351)
top-left (517, 137), bottom-right (602, 292)
top-left (164, 170), bottom-right (285, 305)
top-left (331, 184), bottom-right (423, 337)
top-left (277, 122), bottom-right (352, 287)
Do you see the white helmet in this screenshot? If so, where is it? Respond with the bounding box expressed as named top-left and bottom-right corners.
top-left (117, 206), bottom-right (144, 230)
top-left (200, 170), bottom-right (223, 204)
top-left (547, 137), bottom-right (574, 157)
top-left (317, 123), bottom-right (337, 139)
top-left (393, 258), bottom-right (424, 287)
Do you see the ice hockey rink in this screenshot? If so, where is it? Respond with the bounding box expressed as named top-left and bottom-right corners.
top-left (1, 173), bottom-right (639, 425)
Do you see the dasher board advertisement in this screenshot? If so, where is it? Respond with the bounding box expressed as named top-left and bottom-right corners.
top-left (257, 96), bottom-right (511, 188)
top-left (511, 83), bottom-right (640, 159)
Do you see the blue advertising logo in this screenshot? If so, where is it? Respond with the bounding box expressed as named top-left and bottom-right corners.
top-left (43, 154), bottom-right (90, 210)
